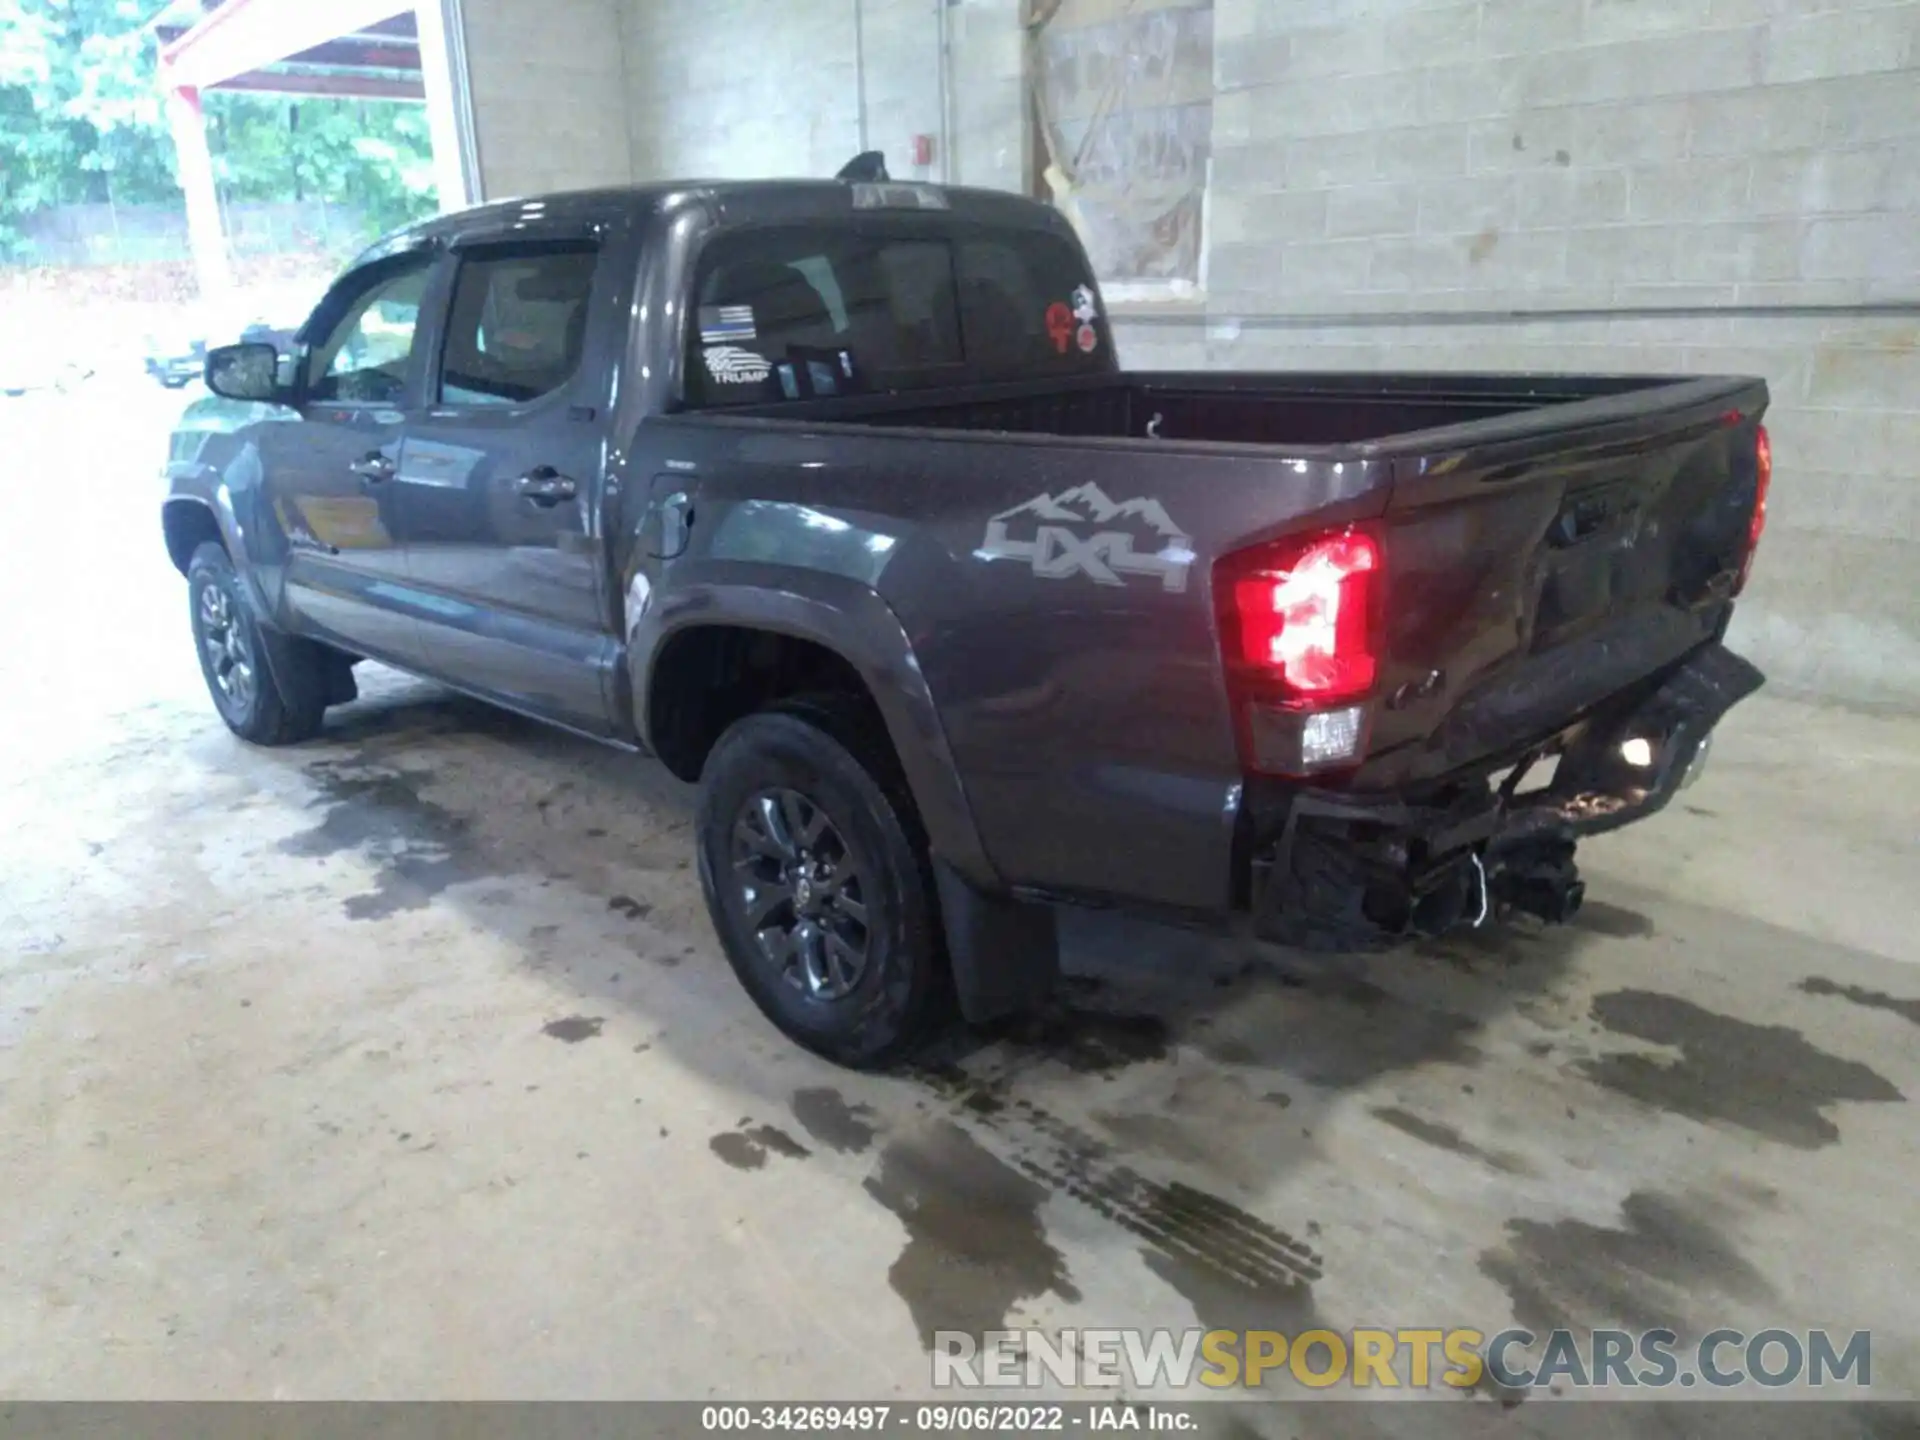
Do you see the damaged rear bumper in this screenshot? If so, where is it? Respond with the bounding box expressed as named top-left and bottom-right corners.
top-left (1248, 643), bottom-right (1764, 948)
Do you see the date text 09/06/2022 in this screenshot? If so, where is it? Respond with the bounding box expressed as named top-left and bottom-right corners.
top-left (701, 1404), bottom-right (1192, 1432)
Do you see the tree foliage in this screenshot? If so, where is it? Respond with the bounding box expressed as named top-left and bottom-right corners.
top-left (0, 0), bottom-right (436, 258)
top-left (206, 94), bottom-right (437, 239)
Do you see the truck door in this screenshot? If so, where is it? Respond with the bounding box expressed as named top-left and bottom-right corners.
top-left (392, 233), bottom-right (620, 737)
top-left (262, 252), bottom-right (437, 665)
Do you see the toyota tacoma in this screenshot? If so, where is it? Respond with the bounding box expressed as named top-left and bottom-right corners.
top-left (162, 173), bottom-right (1771, 1065)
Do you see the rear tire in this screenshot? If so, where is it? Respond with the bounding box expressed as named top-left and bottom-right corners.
top-left (187, 541), bottom-right (329, 745)
top-left (695, 696), bottom-right (949, 1068)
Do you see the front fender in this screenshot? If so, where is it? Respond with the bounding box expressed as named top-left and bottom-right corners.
top-left (162, 481), bottom-right (275, 619)
top-left (630, 561), bottom-right (1001, 892)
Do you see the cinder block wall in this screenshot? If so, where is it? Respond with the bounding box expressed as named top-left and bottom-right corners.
top-left (619, 0), bottom-right (1027, 191)
top-left (461, 0), bottom-right (1920, 708)
top-left (1142, 0), bottom-right (1920, 710)
top-left (460, 0), bottom-right (636, 198)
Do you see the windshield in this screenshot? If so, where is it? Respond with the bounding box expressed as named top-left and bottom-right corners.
top-left (683, 223), bottom-right (1112, 409)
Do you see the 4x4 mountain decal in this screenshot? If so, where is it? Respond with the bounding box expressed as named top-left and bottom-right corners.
top-left (980, 482), bottom-right (1195, 592)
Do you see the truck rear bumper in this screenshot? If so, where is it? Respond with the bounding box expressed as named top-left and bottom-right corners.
top-left (1247, 642), bottom-right (1764, 948)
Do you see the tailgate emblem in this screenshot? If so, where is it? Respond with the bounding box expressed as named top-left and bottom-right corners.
top-left (980, 483), bottom-right (1194, 592)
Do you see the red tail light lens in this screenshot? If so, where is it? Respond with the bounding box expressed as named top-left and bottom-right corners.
top-left (1736, 423), bottom-right (1770, 593)
top-left (1220, 529), bottom-right (1382, 701)
top-left (1215, 527), bottom-right (1384, 775)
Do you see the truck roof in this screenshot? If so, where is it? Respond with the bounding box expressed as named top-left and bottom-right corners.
top-left (359, 179), bottom-right (1076, 264)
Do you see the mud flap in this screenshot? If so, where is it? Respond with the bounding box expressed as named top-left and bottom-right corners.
top-left (934, 860), bottom-right (1060, 1023)
top-left (253, 621), bottom-right (359, 712)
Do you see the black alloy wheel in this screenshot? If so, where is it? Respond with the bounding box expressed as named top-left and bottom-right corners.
top-left (695, 698), bottom-right (949, 1067)
top-left (731, 786), bottom-right (874, 1000)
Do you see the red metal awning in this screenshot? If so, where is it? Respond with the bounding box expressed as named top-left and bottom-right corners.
top-left (155, 0), bottom-right (422, 101)
top-left (150, 0), bottom-right (472, 297)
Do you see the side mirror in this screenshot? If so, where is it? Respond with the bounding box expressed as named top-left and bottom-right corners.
top-left (205, 342), bottom-right (284, 403)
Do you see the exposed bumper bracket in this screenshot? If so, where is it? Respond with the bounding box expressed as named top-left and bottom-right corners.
top-left (1252, 642), bottom-right (1764, 948)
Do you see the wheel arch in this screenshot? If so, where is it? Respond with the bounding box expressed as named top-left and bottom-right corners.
top-left (162, 496), bottom-right (228, 576)
top-left (631, 575), bottom-right (999, 892)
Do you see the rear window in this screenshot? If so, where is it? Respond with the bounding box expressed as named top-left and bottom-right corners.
top-left (684, 224), bottom-right (1109, 408)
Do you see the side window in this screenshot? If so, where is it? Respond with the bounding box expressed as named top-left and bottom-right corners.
top-left (685, 227), bottom-right (962, 409)
top-left (307, 261), bottom-right (432, 405)
top-left (438, 242), bottom-right (599, 407)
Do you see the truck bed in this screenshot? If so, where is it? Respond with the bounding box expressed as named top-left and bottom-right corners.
top-left (714, 370), bottom-right (1696, 449)
top-left (669, 366), bottom-right (1768, 915)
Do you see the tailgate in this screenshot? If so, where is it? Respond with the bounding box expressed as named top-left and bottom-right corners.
top-left (1362, 375), bottom-right (1769, 784)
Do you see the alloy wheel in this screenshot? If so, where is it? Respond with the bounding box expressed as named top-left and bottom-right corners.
top-left (730, 787), bottom-right (872, 1000)
top-left (197, 581), bottom-right (256, 715)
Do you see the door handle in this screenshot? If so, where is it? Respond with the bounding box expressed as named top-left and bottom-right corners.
top-left (349, 451), bottom-right (395, 483)
top-left (517, 466), bottom-right (578, 506)
top-left (654, 490), bottom-right (694, 559)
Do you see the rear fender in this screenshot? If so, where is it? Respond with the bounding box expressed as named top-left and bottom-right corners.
top-left (629, 564), bottom-right (1001, 894)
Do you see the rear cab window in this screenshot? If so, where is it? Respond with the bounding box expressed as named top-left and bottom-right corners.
top-left (683, 221), bottom-right (1110, 409)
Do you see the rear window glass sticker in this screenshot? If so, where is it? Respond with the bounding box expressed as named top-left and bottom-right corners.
top-left (704, 344), bottom-right (771, 384)
top-left (1045, 301), bottom-right (1073, 354)
top-left (699, 304), bottom-right (757, 344)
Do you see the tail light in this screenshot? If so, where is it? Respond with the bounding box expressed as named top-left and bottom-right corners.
top-left (1735, 423), bottom-right (1770, 594)
top-left (1214, 527), bottom-right (1383, 775)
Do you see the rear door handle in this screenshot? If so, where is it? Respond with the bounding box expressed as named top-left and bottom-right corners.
top-left (349, 451), bottom-right (395, 483)
top-left (654, 489), bottom-right (693, 558)
top-left (517, 466), bottom-right (578, 506)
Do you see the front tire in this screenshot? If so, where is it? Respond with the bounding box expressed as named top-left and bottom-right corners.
top-left (186, 542), bottom-right (328, 745)
top-left (695, 698), bottom-right (948, 1068)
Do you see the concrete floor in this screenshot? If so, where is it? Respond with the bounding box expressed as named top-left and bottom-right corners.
top-left (2, 379), bottom-right (1917, 1416)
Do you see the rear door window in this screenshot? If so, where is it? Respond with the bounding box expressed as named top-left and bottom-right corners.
top-left (684, 224), bottom-right (1105, 408)
top-left (438, 241), bottom-right (599, 407)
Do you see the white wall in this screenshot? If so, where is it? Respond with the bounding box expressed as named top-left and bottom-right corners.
top-left (460, 0), bottom-right (634, 198)
top-left (617, 0), bottom-right (1024, 192)
top-left (1133, 0), bottom-right (1920, 710)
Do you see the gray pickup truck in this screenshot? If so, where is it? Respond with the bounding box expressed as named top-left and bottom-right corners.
top-left (164, 175), bottom-right (1770, 1066)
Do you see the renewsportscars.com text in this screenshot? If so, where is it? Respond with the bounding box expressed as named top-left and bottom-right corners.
top-left (933, 1327), bottom-right (1872, 1391)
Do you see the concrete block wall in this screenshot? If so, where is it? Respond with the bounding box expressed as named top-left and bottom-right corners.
top-left (1196, 0), bottom-right (1919, 313)
top-left (459, 0), bottom-right (1026, 213)
top-left (620, 0), bottom-right (1024, 191)
top-left (1123, 0), bottom-right (1920, 708)
top-left (460, 0), bottom-right (635, 198)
